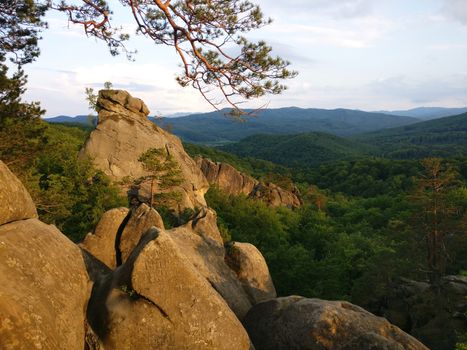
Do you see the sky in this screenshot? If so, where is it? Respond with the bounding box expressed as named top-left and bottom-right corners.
top-left (20, 0), bottom-right (467, 117)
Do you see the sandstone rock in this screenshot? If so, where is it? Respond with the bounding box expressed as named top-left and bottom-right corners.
top-left (250, 182), bottom-right (301, 209)
top-left (0, 160), bottom-right (37, 226)
top-left (199, 158), bottom-right (257, 196)
top-left (118, 203), bottom-right (165, 264)
top-left (225, 242), bottom-right (276, 305)
top-left (81, 207), bottom-right (129, 268)
top-left (198, 157), bottom-right (301, 208)
top-left (106, 229), bottom-right (252, 349)
top-left (169, 224), bottom-right (253, 320)
top-left (80, 90), bottom-right (209, 212)
top-left (188, 206), bottom-right (224, 246)
top-left (0, 219), bottom-right (90, 350)
top-left (101, 289), bottom-right (175, 349)
top-left (367, 276), bottom-right (467, 350)
top-left (244, 296), bottom-right (429, 350)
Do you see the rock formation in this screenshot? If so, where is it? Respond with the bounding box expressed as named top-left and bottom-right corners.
top-left (80, 90), bottom-right (209, 212)
top-left (0, 160), bottom-right (37, 226)
top-left (0, 92), bottom-right (432, 350)
top-left (244, 296), bottom-right (429, 350)
top-left (199, 158), bottom-right (257, 196)
top-left (225, 242), bottom-right (276, 305)
top-left (0, 161), bottom-right (90, 350)
top-left (80, 207), bottom-right (129, 268)
top-left (198, 157), bottom-right (301, 208)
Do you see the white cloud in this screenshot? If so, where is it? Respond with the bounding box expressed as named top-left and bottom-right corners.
top-left (442, 0), bottom-right (467, 25)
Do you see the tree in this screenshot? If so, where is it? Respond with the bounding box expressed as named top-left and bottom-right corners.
top-left (45, 0), bottom-right (296, 115)
top-left (138, 147), bottom-right (183, 207)
top-left (412, 158), bottom-right (461, 284)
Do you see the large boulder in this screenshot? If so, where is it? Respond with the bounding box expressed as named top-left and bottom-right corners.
top-left (243, 296), bottom-right (429, 350)
top-left (80, 90), bottom-right (209, 212)
top-left (0, 219), bottom-right (90, 350)
top-left (118, 203), bottom-right (165, 264)
top-left (101, 228), bottom-right (252, 349)
top-left (225, 242), bottom-right (276, 305)
top-left (186, 206), bottom-right (224, 246)
top-left (169, 223), bottom-right (253, 320)
top-left (81, 207), bottom-right (130, 269)
top-left (0, 160), bottom-right (37, 226)
top-left (366, 276), bottom-right (467, 350)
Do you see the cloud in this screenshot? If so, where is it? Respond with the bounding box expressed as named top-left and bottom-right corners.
top-left (258, 0), bottom-right (374, 19)
top-left (442, 0), bottom-right (467, 25)
top-left (367, 74), bottom-right (467, 105)
top-left (263, 16), bottom-right (395, 48)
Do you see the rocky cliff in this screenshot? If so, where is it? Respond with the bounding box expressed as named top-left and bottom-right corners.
top-left (0, 90), bottom-right (430, 349)
top-left (80, 90), bottom-right (209, 212)
top-left (198, 157), bottom-right (302, 208)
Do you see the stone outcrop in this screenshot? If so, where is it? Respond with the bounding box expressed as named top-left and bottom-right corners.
top-left (250, 182), bottom-right (302, 208)
top-left (101, 228), bottom-right (252, 349)
top-left (118, 203), bottom-right (165, 264)
top-left (366, 276), bottom-right (467, 350)
top-left (0, 220), bottom-right (90, 349)
top-left (0, 160), bottom-right (37, 225)
top-left (244, 296), bottom-right (429, 350)
top-left (199, 158), bottom-right (258, 196)
top-left (0, 162), bottom-right (91, 350)
top-left (198, 157), bottom-right (301, 208)
top-left (225, 242), bottom-right (276, 305)
top-left (169, 223), bottom-right (253, 320)
top-left (81, 207), bottom-right (129, 268)
top-left (80, 90), bottom-right (209, 212)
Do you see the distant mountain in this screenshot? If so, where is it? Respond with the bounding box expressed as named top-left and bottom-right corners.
top-left (377, 107), bottom-right (467, 120)
top-left (45, 115), bottom-right (94, 125)
top-left (220, 132), bottom-right (374, 167)
top-left (354, 112), bottom-right (467, 159)
top-left (155, 107), bottom-right (419, 144)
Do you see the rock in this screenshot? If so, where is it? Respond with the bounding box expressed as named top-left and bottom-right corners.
top-left (225, 242), bottom-right (276, 305)
top-left (199, 158), bottom-right (258, 196)
top-left (188, 206), bottom-right (224, 246)
top-left (104, 228), bottom-right (252, 349)
top-left (367, 276), bottom-right (467, 350)
top-left (0, 160), bottom-right (37, 226)
top-left (80, 90), bottom-right (209, 212)
top-left (101, 289), bottom-right (175, 349)
top-left (250, 182), bottom-right (302, 209)
top-left (0, 219), bottom-right (90, 350)
top-left (118, 203), bottom-right (164, 264)
top-left (198, 157), bottom-right (301, 208)
top-left (169, 224), bottom-right (253, 320)
top-left (81, 207), bottom-right (130, 269)
top-left (243, 296), bottom-right (429, 350)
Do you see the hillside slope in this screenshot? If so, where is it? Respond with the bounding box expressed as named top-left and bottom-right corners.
top-left (355, 112), bottom-right (467, 158)
top-left (220, 132), bottom-right (374, 167)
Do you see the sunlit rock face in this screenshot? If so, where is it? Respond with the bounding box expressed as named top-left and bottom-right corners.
top-left (198, 157), bottom-right (302, 208)
top-left (0, 161), bottom-right (90, 350)
top-left (0, 160), bottom-right (37, 226)
top-left (80, 89), bottom-right (209, 212)
top-left (243, 296), bottom-right (429, 350)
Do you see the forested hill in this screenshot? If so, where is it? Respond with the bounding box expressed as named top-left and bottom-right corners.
top-left (220, 132), bottom-right (373, 167)
top-left (154, 107), bottom-right (419, 144)
top-left (354, 112), bottom-right (467, 159)
top-left (378, 107), bottom-right (467, 120)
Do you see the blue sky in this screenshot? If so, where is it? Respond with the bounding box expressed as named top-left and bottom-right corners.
top-left (21, 0), bottom-right (467, 117)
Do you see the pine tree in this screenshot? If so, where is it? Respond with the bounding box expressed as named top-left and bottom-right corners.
top-left (138, 148), bottom-right (183, 207)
